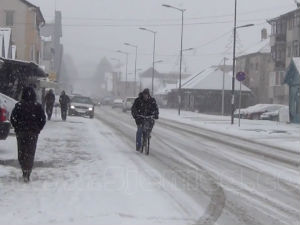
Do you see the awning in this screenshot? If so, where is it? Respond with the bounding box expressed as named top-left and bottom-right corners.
top-left (0, 57), bottom-right (48, 78)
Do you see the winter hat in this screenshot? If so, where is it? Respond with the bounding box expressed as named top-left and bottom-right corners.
top-left (21, 87), bottom-right (37, 102)
top-left (142, 88), bottom-right (150, 95)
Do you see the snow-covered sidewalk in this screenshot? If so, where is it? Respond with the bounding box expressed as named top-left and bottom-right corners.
top-left (0, 116), bottom-right (196, 225)
top-left (160, 109), bottom-right (300, 152)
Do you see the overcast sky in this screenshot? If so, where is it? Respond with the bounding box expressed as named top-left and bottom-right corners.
top-left (30, 0), bottom-right (296, 78)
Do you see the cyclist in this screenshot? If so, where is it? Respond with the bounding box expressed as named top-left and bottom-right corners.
top-left (131, 88), bottom-right (159, 151)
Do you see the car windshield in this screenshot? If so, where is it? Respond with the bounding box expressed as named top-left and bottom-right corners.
top-left (72, 97), bottom-right (93, 104)
top-left (127, 98), bottom-right (135, 103)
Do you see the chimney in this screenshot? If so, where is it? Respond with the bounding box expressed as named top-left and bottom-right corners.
top-left (261, 28), bottom-right (268, 41)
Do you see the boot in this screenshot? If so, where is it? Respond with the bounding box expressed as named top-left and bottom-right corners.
top-left (23, 171), bottom-right (30, 183)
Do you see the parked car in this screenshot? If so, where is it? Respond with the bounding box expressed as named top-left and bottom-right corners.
top-left (122, 97), bottom-right (135, 112)
top-left (112, 99), bottom-right (123, 109)
top-left (101, 96), bottom-right (114, 105)
top-left (69, 96), bottom-right (95, 118)
top-left (235, 104), bottom-right (286, 120)
top-left (260, 106), bottom-right (289, 121)
top-left (0, 93), bottom-right (17, 140)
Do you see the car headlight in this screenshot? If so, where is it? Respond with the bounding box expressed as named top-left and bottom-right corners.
top-left (89, 107), bottom-right (93, 111)
top-left (70, 105), bottom-right (75, 109)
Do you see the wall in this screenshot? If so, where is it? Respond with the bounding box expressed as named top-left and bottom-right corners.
top-left (0, 0), bottom-right (42, 63)
top-left (236, 53), bottom-right (274, 104)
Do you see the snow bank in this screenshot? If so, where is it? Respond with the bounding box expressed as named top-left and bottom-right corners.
top-left (160, 108), bottom-right (300, 152)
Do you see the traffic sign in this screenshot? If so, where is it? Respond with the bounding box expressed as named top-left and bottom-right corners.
top-left (236, 71), bottom-right (246, 82)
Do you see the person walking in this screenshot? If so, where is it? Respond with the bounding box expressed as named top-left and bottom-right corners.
top-left (10, 87), bottom-right (46, 182)
top-left (59, 91), bottom-right (70, 121)
top-left (44, 89), bottom-right (55, 120)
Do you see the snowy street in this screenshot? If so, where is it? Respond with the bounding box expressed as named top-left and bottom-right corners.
top-left (1, 106), bottom-right (299, 225)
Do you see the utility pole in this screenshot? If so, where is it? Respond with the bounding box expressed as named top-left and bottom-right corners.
top-left (230, 0), bottom-right (254, 124)
top-left (231, 0), bottom-right (237, 125)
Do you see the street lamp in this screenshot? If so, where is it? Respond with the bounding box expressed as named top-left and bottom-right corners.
top-left (139, 27), bottom-right (157, 95)
top-left (117, 50), bottom-right (129, 97)
top-left (124, 42), bottom-right (138, 96)
top-left (162, 4), bottom-right (186, 116)
top-left (231, 0), bottom-right (254, 124)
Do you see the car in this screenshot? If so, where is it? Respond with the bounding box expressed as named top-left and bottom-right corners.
top-left (0, 93), bottom-right (17, 140)
top-left (260, 106), bottom-right (289, 121)
top-left (69, 96), bottom-right (95, 118)
top-left (112, 99), bottom-right (123, 109)
top-left (122, 97), bottom-right (135, 112)
top-left (234, 104), bottom-right (286, 120)
top-left (101, 96), bottom-right (114, 105)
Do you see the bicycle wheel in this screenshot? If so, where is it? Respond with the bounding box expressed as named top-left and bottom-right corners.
top-left (145, 133), bottom-right (150, 155)
top-left (140, 132), bottom-right (145, 153)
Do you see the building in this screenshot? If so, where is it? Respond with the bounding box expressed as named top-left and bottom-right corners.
top-left (284, 57), bottom-right (300, 123)
top-left (268, 7), bottom-right (300, 104)
top-left (0, 27), bottom-right (12, 58)
top-left (236, 29), bottom-right (274, 104)
top-left (0, 0), bottom-right (45, 64)
top-left (160, 67), bottom-right (253, 114)
top-left (40, 11), bottom-right (63, 81)
top-left (139, 67), bottom-right (190, 94)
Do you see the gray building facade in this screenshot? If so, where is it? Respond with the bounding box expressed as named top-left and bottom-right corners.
top-left (268, 7), bottom-right (300, 104)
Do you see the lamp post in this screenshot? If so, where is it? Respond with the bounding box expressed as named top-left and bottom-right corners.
top-left (162, 4), bottom-right (186, 116)
top-left (124, 42), bottom-right (138, 96)
top-left (117, 50), bottom-right (129, 97)
top-left (139, 27), bottom-right (157, 95)
top-left (230, 0), bottom-right (254, 124)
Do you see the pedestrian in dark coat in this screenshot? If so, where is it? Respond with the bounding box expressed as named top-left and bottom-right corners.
top-left (10, 87), bottom-right (46, 182)
top-left (44, 89), bottom-right (55, 120)
top-left (59, 91), bottom-right (70, 121)
top-left (131, 88), bottom-right (159, 151)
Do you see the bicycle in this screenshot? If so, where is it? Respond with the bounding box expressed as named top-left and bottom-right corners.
top-left (138, 115), bottom-right (155, 155)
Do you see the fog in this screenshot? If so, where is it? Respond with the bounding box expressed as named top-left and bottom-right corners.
top-left (31, 0), bottom-right (296, 78)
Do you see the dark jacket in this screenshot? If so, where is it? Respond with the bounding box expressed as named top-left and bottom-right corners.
top-left (131, 93), bottom-right (159, 125)
top-left (59, 94), bottom-right (70, 110)
top-left (11, 87), bottom-right (46, 134)
top-left (45, 91), bottom-right (55, 106)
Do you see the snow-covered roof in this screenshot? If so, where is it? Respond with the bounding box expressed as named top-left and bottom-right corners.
top-left (0, 28), bottom-right (11, 58)
top-left (181, 67), bottom-right (251, 92)
top-left (237, 39), bottom-right (270, 57)
top-left (156, 83), bottom-right (177, 95)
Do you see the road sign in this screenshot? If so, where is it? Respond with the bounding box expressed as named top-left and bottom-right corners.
top-left (236, 71), bottom-right (246, 82)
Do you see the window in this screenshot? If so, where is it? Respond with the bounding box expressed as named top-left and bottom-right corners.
top-left (288, 17), bottom-right (294, 30)
top-left (274, 71), bottom-right (285, 86)
top-left (287, 46), bottom-right (292, 57)
top-left (5, 11), bottom-right (14, 26)
top-left (293, 41), bottom-right (299, 57)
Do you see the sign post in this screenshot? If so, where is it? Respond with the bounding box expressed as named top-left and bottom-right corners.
top-left (236, 72), bottom-right (246, 127)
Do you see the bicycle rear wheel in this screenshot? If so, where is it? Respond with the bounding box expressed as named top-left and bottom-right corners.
top-left (145, 134), bottom-right (150, 155)
top-left (140, 135), bottom-right (144, 153)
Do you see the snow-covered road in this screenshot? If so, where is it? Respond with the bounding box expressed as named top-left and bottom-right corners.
top-left (0, 106), bottom-right (299, 225)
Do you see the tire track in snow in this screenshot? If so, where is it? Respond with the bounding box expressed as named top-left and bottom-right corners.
top-left (95, 109), bottom-right (227, 225)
